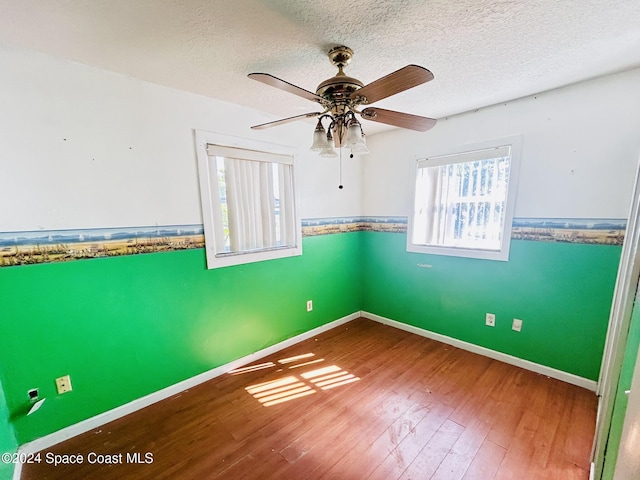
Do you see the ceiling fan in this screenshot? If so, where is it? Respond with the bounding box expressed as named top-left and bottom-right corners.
top-left (248, 46), bottom-right (436, 157)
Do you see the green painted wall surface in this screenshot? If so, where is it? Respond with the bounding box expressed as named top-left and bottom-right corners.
top-left (0, 380), bottom-right (16, 480)
top-left (601, 294), bottom-right (640, 479)
top-left (0, 228), bottom-right (622, 450)
top-left (0, 232), bottom-right (362, 444)
top-left (362, 232), bottom-right (621, 380)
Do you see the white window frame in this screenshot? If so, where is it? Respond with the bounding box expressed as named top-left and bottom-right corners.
top-left (407, 136), bottom-right (522, 261)
top-left (195, 130), bottom-right (302, 269)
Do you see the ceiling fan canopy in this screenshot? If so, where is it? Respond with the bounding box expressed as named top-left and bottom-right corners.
top-left (248, 46), bottom-right (436, 156)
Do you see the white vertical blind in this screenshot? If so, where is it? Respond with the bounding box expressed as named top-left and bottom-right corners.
top-left (278, 164), bottom-right (295, 247)
top-left (207, 145), bottom-right (296, 256)
top-left (197, 131), bottom-right (301, 269)
top-left (412, 146), bottom-right (511, 251)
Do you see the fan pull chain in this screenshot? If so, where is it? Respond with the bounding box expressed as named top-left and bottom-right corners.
top-left (338, 147), bottom-right (343, 189)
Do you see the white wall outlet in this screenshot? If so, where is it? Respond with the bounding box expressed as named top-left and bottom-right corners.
top-left (306, 300), bottom-right (313, 312)
top-left (485, 313), bottom-right (496, 327)
top-left (55, 375), bottom-right (72, 394)
top-left (512, 318), bottom-right (523, 332)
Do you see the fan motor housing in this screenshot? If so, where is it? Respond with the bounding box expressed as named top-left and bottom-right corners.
top-left (316, 74), bottom-right (363, 101)
top-left (316, 45), bottom-right (364, 102)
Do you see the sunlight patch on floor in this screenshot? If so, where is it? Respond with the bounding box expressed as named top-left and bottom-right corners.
top-left (238, 355), bottom-right (361, 407)
top-left (300, 365), bottom-right (342, 379)
top-left (246, 376), bottom-right (300, 394)
top-left (228, 362), bottom-right (276, 375)
top-left (278, 353), bottom-right (316, 364)
top-left (245, 376), bottom-right (316, 407)
top-left (301, 365), bottom-right (360, 390)
top-left (288, 358), bottom-right (325, 369)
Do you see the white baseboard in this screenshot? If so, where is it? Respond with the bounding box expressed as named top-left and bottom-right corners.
top-left (16, 312), bottom-right (359, 461)
top-left (361, 311), bottom-right (598, 392)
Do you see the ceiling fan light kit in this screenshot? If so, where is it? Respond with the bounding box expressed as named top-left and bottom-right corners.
top-left (248, 45), bottom-right (436, 156)
top-left (311, 110), bottom-right (368, 158)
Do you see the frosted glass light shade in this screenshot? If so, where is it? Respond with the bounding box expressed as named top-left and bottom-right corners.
top-left (351, 133), bottom-right (368, 155)
top-left (345, 121), bottom-right (364, 147)
top-left (319, 146), bottom-right (338, 158)
top-left (310, 122), bottom-right (330, 151)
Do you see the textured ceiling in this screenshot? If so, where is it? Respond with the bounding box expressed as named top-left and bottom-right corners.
top-left (0, 0), bottom-right (639, 135)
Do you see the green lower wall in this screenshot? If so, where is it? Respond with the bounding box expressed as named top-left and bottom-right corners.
top-left (0, 228), bottom-right (623, 450)
top-left (0, 232), bottom-right (363, 445)
top-left (362, 232), bottom-right (621, 380)
top-left (0, 380), bottom-right (16, 480)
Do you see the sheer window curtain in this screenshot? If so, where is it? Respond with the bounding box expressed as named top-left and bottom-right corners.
top-left (413, 165), bottom-right (449, 246)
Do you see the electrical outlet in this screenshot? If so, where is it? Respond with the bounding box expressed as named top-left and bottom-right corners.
top-left (512, 318), bottom-right (523, 332)
top-left (28, 388), bottom-right (39, 402)
top-left (55, 375), bottom-right (72, 394)
top-left (485, 313), bottom-right (496, 327)
top-left (306, 300), bottom-right (313, 312)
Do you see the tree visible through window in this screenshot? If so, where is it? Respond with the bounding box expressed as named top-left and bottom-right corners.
top-left (408, 139), bottom-right (520, 261)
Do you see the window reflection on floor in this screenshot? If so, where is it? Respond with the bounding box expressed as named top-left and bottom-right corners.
top-left (228, 362), bottom-right (276, 375)
top-left (236, 353), bottom-right (361, 407)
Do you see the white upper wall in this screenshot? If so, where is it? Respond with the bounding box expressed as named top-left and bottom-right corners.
top-left (0, 44), bottom-right (362, 232)
top-left (363, 68), bottom-right (640, 219)
top-left (2, 42), bottom-right (639, 232)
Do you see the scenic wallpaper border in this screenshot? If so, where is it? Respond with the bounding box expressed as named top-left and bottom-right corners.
top-left (0, 217), bottom-right (626, 267)
top-left (0, 225), bottom-right (206, 267)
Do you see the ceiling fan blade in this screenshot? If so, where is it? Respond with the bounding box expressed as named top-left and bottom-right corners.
top-left (360, 107), bottom-right (437, 132)
top-left (248, 73), bottom-right (324, 103)
top-left (251, 112), bottom-right (321, 130)
top-left (352, 65), bottom-right (434, 105)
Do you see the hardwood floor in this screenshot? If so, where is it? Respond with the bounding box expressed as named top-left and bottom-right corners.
top-left (21, 318), bottom-right (597, 480)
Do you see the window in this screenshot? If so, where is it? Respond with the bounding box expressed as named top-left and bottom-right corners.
top-left (407, 137), bottom-right (521, 261)
top-left (195, 131), bottom-right (301, 269)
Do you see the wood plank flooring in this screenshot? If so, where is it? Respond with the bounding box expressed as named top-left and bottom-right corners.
top-left (21, 318), bottom-right (597, 480)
